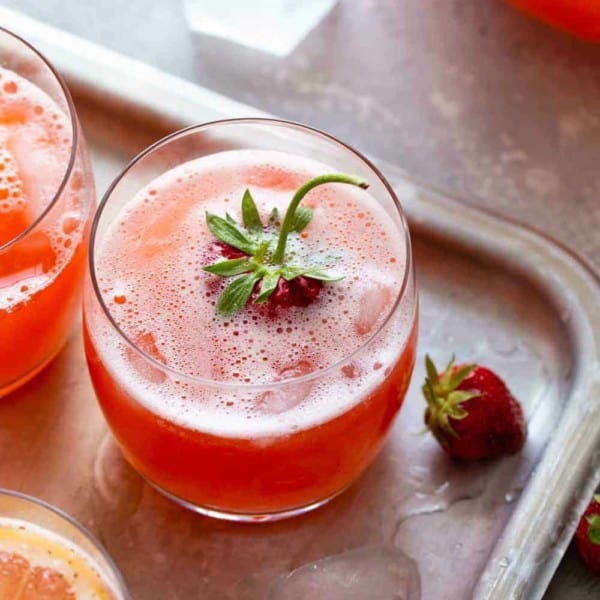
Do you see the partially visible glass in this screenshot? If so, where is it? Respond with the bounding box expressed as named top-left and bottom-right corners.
top-left (505, 0), bottom-right (600, 43)
top-left (183, 0), bottom-right (338, 56)
top-left (0, 489), bottom-right (128, 598)
top-left (0, 27), bottom-right (95, 397)
top-left (84, 119), bottom-right (418, 522)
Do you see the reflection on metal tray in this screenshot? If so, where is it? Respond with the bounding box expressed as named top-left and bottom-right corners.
top-left (1, 8), bottom-right (599, 600)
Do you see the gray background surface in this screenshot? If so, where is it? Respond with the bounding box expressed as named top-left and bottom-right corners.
top-left (3, 0), bottom-right (600, 597)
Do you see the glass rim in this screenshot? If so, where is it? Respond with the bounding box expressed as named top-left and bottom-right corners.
top-left (89, 117), bottom-right (414, 390)
top-left (0, 488), bottom-right (129, 598)
top-left (0, 26), bottom-right (79, 253)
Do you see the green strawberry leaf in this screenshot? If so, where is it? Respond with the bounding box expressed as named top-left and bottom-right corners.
top-left (206, 213), bottom-right (257, 255)
top-left (587, 515), bottom-right (600, 545)
top-left (242, 189), bottom-right (263, 234)
top-left (203, 258), bottom-right (255, 277)
top-left (254, 271), bottom-right (280, 304)
top-left (448, 390), bottom-right (479, 407)
top-left (425, 355), bottom-right (439, 388)
top-left (302, 269), bottom-right (343, 282)
top-left (269, 207), bottom-right (280, 226)
top-left (448, 364), bottom-right (475, 391)
top-left (279, 265), bottom-right (307, 281)
top-left (217, 272), bottom-right (261, 317)
top-left (291, 206), bottom-right (314, 232)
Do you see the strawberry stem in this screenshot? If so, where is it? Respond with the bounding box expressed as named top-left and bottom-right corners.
top-left (271, 174), bottom-right (368, 264)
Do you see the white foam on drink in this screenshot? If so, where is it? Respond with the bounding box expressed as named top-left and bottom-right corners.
top-left (0, 67), bottom-right (85, 312)
top-left (91, 150), bottom-right (417, 438)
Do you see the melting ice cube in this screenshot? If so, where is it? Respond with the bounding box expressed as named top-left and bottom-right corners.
top-left (256, 359), bottom-right (314, 415)
top-left (266, 546), bottom-right (420, 600)
top-left (354, 284), bottom-right (393, 336)
top-left (126, 331), bottom-right (168, 384)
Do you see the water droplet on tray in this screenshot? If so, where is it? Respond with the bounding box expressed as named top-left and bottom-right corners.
top-left (266, 546), bottom-right (420, 600)
top-left (488, 329), bottom-right (518, 357)
top-left (504, 488), bottom-right (521, 504)
top-left (93, 433), bottom-right (143, 519)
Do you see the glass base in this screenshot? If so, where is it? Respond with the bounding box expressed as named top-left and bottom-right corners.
top-left (147, 480), bottom-right (342, 523)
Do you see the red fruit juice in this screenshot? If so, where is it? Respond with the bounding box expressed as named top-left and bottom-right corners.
top-left (84, 150), bottom-right (417, 517)
top-left (0, 67), bottom-right (93, 396)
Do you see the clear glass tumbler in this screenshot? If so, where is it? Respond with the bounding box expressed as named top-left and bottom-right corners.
top-left (84, 119), bottom-right (418, 522)
top-left (0, 27), bottom-right (95, 397)
top-left (0, 489), bottom-right (128, 598)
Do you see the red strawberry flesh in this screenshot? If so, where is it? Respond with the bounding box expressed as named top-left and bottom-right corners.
top-left (211, 240), bottom-right (246, 260)
top-left (268, 276), bottom-right (323, 308)
top-left (576, 494), bottom-right (600, 576)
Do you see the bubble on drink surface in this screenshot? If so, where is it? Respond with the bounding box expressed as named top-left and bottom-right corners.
top-left (266, 546), bottom-right (421, 600)
top-left (0, 67), bottom-right (84, 313)
top-left (92, 149), bottom-right (417, 438)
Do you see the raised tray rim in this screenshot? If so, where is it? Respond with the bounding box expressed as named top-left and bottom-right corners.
top-left (1, 7), bottom-right (599, 599)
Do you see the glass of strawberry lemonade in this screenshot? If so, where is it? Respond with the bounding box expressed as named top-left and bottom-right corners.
top-left (84, 119), bottom-right (418, 521)
top-left (0, 28), bottom-right (95, 397)
top-left (0, 489), bottom-right (127, 598)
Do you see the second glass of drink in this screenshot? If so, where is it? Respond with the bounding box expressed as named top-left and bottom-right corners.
top-left (0, 27), bottom-right (95, 397)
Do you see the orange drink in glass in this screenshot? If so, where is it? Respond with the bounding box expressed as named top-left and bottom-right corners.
top-left (0, 489), bottom-right (128, 598)
top-left (0, 28), bottom-right (95, 397)
top-left (84, 120), bottom-right (417, 521)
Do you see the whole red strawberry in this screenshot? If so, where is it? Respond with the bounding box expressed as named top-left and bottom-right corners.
top-left (576, 494), bottom-right (600, 576)
top-left (422, 355), bottom-right (526, 460)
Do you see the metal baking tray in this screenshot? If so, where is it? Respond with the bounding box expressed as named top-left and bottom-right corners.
top-left (1, 8), bottom-right (599, 600)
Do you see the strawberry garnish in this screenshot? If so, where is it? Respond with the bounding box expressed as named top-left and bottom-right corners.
top-left (422, 356), bottom-right (526, 460)
top-left (207, 239), bottom-right (324, 309)
top-left (576, 494), bottom-right (600, 576)
top-left (203, 174), bottom-right (368, 316)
